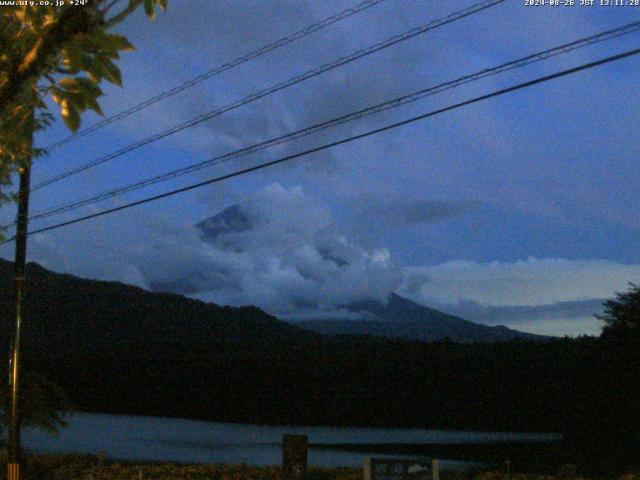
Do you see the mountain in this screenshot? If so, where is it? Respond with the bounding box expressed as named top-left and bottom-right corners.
top-left (195, 205), bottom-right (546, 343)
top-left (196, 204), bottom-right (252, 240)
top-left (0, 258), bottom-right (612, 440)
top-left (290, 293), bottom-right (548, 343)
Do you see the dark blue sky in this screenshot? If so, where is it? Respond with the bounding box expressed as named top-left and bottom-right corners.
top-left (2, 0), bottom-right (639, 336)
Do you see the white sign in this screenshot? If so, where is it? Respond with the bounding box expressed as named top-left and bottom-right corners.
top-left (363, 457), bottom-right (439, 480)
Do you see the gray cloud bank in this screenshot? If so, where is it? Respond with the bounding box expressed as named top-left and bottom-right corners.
top-left (2, 184), bottom-right (637, 337)
top-left (399, 259), bottom-right (640, 336)
top-left (426, 298), bottom-right (607, 337)
top-left (442, 298), bottom-right (606, 325)
top-left (167, 183), bottom-right (402, 313)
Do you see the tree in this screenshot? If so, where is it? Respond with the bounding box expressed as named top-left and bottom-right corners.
top-left (598, 283), bottom-right (640, 342)
top-left (560, 283), bottom-right (640, 473)
top-left (0, 0), bottom-right (169, 436)
top-left (0, 372), bottom-right (70, 440)
top-left (0, 0), bottom-right (168, 206)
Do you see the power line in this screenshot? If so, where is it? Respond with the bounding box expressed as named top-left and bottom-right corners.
top-left (2, 46), bottom-right (637, 246)
top-left (43, 0), bottom-right (390, 152)
top-left (35, 0), bottom-right (502, 189)
top-left (32, 0), bottom-right (505, 191)
top-left (25, 21), bottom-right (640, 223)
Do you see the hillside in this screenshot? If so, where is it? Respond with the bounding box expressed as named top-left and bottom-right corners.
top-left (0, 258), bottom-right (315, 349)
top-left (1, 256), bottom-right (635, 472)
top-left (291, 293), bottom-right (547, 343)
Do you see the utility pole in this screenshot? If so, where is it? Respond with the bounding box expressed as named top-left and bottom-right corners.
top-left (6, 113), bottom-right (34, 480)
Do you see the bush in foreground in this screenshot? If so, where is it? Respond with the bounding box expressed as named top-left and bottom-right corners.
top-left (2, 455), bottom-right (640, 480)
top-left (1, 454), bottom-right (361, 480)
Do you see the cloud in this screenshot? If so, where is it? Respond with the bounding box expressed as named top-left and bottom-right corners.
top-left (400, 258), bottom-right (640, 307)
top-left (1, 1), bottom-right (636, 343)
top-left (433, 298), bottom-right (607, 337)
top-left (2, 185), bottom-right (637, 339)
top-left (510, 318), bottom-right (603, 338)
top-left (352, 198), bottom-right (477, 230)
top-left (398, 258), bottom-right (640, 336)
top-left (92, 0), bottom-right (485, 177)
top-left (442, 298), bottom-right (606, 324)
top-left (2, 184), bottom-right (401, 317)
top-left (188, 183), bottom-right (402, 313)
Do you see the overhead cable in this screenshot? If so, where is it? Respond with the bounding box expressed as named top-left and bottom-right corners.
top-left (43, 0), bottom-right (391, 151)
top-left (26, 21), bottom-right (640, 223)
top-left (2, 46), bottom-right (636, 245)
top-left (32, 0), bottom-right (505, 191)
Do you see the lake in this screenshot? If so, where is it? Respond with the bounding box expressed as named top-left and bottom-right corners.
top-left (23, 412), bottom-right (560, 469)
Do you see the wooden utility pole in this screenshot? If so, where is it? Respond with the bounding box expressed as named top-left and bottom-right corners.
top-left (6, 119), bottom-right (34, 480)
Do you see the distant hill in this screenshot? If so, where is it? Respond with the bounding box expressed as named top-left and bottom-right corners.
top-left (290, 293), bottom-right (548, 343)
top-left (0, 257), bottom-right (580, 435)
top-left (0, 257), bottom-right (333, 424)
top-left (0, 258), bottom-right (314, 349)
top-left (0, 262), bottom-right (632, 471)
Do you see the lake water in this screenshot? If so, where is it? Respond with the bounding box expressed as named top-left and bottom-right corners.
top-left (23, 412), bottom-right (560, 469)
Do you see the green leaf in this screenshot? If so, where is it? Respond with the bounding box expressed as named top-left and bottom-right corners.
top-left (61, 44), bottom-right (83, 71)
top-left (59, 77), bottom-right (82, 92)
top-left (101, 60), bottom-right (122, 86)
top-left (75, 77), bottom-right (103, 97)
top-left (58, 77), bottom-right (103, 110)
top-left (65, 92), bottom-right (89, 112)
top-left (106, 34), bottom-right (135, 52)
top-left (84, 56), bottom-right (104, 83)
top-left (50, 87), bottom-right (65, 105)
top-left (85, 97), bottom-right (104, 116)
top-left (87, 70), bottom-right (101, 83)
top-left (60, 100), bottom-right (81, 132)
top-left (144, 0), bottom-right (156, 20)
top-left (75, 35), bottom-right (101, 54)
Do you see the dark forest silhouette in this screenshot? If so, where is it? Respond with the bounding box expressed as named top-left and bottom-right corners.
top-left (1, 260), bottom-right (639, 473)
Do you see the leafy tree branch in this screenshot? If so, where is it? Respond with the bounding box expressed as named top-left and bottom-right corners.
top-left (0, 0), bottom-right (168, 203)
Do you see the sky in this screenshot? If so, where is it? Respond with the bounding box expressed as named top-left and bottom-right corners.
top-left (2, 0), bottom-right (640, 336)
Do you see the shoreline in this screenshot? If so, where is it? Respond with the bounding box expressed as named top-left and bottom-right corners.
top-left (21, 412), bottom-right (563, 471)
top-left (310, 441), bottom-right (563, 471)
